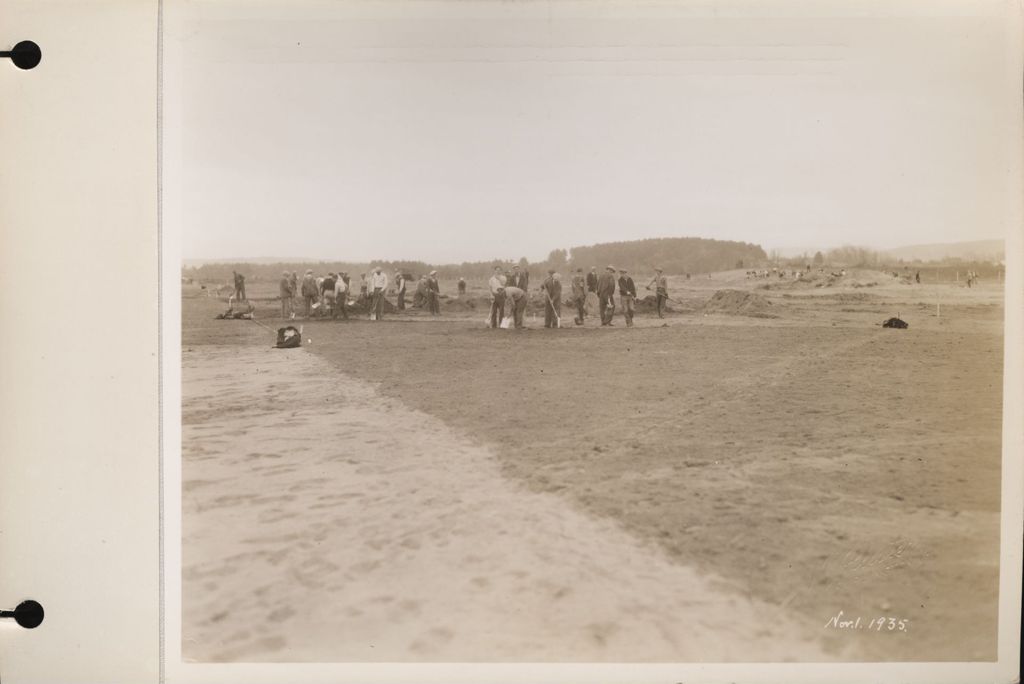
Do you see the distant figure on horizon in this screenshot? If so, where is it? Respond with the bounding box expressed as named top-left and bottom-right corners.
top-left (457, 277), bottom-right (467, 296)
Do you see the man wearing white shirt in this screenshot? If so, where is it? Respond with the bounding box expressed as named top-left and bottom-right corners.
top-left (488, 265), bottom-right (506, 329)
top-left (370, 266), bottom-right (388, 320)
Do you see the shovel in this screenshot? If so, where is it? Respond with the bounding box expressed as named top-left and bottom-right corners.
top-left (545, 293), bottom-right (561, 328)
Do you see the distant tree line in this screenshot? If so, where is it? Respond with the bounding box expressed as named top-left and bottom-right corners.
top-left (563, 237), bottom-right (767, 275)
top-left (183, 237), bottom-right (770, 282)
top-left (183, 238), bottom-right (1002, 284)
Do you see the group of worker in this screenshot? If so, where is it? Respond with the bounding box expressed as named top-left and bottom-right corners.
top-left (277, 267), bottom-right (444, 320)
top-left (488, 264), bottom-right (670, 329)
top-left (267, 264), bottom-right (671, 328)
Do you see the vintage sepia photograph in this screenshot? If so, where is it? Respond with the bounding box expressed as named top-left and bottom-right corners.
top-left (171, 0), bottom-right (1016, 668)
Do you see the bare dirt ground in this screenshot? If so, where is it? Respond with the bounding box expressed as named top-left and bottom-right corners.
top-left (182, 269), bottom-right (1003, 662)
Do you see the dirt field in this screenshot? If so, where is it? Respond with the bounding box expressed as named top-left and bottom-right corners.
top-left (182, 268), bottom-right (1003, 662)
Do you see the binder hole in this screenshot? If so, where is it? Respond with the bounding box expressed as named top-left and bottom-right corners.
top-left (9, 41), bottom-right (42, 70)
top-left (14, 600), bottom-right (44, 629)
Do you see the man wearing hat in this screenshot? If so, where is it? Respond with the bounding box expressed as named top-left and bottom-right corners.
top-left (597, 265), bottom-right (617, 326)
top-left (540, 269), bottom-right (563, 329)
top-left (369, 266), bottom-right (388, 320)
top-left (510, 264), bottom-right (529, 292)
top-left (426, 270), bottom-right (441, 315)
top-left (618, 269), bottom-right (637, 327)
top-left (300, 269), bottom-right (319, 317)
top-left (647, 267), bottom-right (669, 318)
top-left (570, 267), bottom-right (587, 325)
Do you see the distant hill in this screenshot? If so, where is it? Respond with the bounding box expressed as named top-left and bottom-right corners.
top-left (884, 239), bottom-right (1004, 263)
top-left (567, 237), bottom-right (767, 275)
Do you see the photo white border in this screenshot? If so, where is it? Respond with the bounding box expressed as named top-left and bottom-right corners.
top-left (159, 2), bottom-right (1023, 681)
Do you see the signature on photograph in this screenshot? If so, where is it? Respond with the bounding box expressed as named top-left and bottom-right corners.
top-left (825, 610), bottom-right (910, 632)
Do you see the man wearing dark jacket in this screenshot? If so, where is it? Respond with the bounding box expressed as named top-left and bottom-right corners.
top-left (510, 265), bottom-right (529, 291)
top-left (426, 270), bottom-right (441, 315)
top-left (597, 265), bottom-right (617, 326)
top-left (540, 270), bottom-right (563, 329)
top-left (618, 269), bottom-right (637, 327)
top-left (586, 267), bottom-right (599, 293)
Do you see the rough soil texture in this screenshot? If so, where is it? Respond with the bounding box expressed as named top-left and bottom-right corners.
top-left (182, 270), bottom-right (1004, 662)
top-left (182, 347), bottom-right (834, 662)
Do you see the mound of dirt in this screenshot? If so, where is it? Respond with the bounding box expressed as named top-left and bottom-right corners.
top-left (443, 296), bottom-right (488, 312)
top-left (703, 289), bottom-right (779, 318)
top-left (348, 297), bottom-right (397, 315)
top-left (635, 295), bottom-right (675, 314)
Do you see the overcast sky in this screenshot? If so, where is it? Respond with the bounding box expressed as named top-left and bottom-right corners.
top-left (179, 0), bottom-right (1015, 263)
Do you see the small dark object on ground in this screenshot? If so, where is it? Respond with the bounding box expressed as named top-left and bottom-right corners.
top-left (276, 326), bottom-right (302, 348)
top-left (882, 317), bottom-right (909, 329)
top-left (215, 311), bottom-right (253, 320)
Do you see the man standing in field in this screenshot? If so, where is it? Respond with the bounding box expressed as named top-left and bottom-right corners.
top-left (301, 269), bottom-right (319, 317)
top-left (321, 272), bottom-right (338, 318)
top-left (370, 266), bottom-right (388, 320)
top-left (510, 264), bottom-right (529, 292)
top-left (395, 270), bottom-right (406, 310)
top-left (334, 271), bottom-right (349, 320)
top-left (488, 265), bottom-right (506, 329)
top-left (586, 267), bottom-right (599, 294)
top-left (618, 268), bottom-right (637, 327)
top-left (500, 285), bottom-right (527, 329)
top-left (540, 269), bottom-right (562, 329)
top-left (647, 267), bottom-right (669, 318)
top-left (457, 277), bottom-right (467, 296)
top-left (426, 270), bottom-right (441, 315)
top-left (597, 266), bottom-right (617, 326)
top-left (571, 267), bottom-right (587, 325)
top-left (289, 271), bottom-right (299, 312)
top-left (279, 270), bottom-right (294, 319)
top-left (233, 270), bottom-right (247, 302)
top-left (358, 273), bottom-right (369, 306)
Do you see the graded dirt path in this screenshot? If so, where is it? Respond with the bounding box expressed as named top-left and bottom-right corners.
top-left (182, 345), bottom-right (835, 663)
